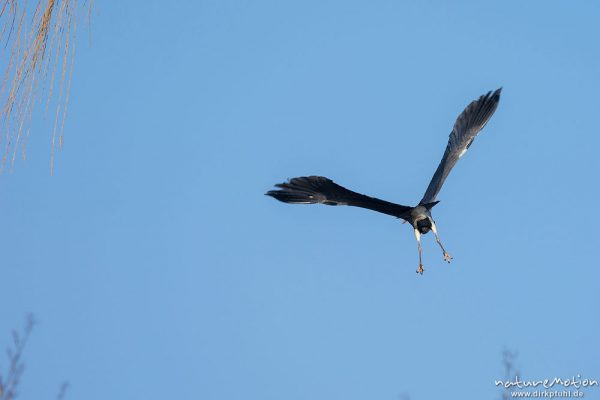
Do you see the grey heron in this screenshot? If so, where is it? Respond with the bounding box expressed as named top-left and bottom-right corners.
top-left (266, 88), bottom-right (502, 274)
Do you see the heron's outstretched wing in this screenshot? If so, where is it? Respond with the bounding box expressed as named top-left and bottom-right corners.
top-left (266, 176), bottom-right (411, 218)
top-left (420, 88), bottom-right (502, 205)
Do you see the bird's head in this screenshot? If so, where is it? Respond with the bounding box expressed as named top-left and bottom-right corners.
top-left (416, 218), bottom-right (432, 234)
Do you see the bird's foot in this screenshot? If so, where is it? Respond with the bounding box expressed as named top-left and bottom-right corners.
top-left (443, 252), bottom-right (453, 263)
top-left (416, 264), bottom-right (425, 275)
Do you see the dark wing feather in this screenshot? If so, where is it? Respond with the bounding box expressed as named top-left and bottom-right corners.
top-left (420, 88), bottom-right (502, 205)
top-left (266, 176), bottom-right (411, 218)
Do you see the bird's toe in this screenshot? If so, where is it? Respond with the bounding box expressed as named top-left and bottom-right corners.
top-left (443, 253), bottom-right (453, 263)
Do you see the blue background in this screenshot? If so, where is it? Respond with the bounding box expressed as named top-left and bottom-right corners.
top-left (2, 1), bottom-right (599, 399)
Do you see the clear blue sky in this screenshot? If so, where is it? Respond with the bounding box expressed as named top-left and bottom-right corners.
top-left (2, 1), bottom-right (599, 399)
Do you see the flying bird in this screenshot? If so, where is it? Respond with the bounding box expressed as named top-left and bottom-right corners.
top-left (266, 88), bottom-right (502, 274)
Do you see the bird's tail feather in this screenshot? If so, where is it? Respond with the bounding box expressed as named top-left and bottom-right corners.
top-left (265, 176), bottom-right (335, 204)
top-left (265, 176), bottom-right (413, 218)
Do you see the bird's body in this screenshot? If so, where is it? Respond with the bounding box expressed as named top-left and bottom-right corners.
top-left (410, 206), bottom-right (433, 234)
top-left (266, 88), bottom-right (502, 274)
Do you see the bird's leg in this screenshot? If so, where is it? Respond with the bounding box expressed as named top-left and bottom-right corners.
top-left (414, 228), bottom-right (424, 274)
top-left (430, 221), bottom-right (452, 263)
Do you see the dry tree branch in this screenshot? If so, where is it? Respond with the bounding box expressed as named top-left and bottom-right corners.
top-left (499, 349), bottom-right (519, 400)
top-left (0, 315), bottom-right (68, 400)
top-left (0, 314), bottom-right (34, 400)
top-left (55, 382), bottom-right (69, 400)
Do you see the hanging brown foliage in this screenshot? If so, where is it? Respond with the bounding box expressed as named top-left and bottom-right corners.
top-left (0, 0), bottom-right (91, 174)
